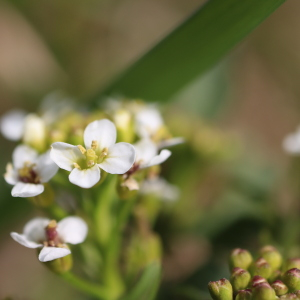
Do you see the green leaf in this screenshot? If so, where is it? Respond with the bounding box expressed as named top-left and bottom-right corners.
top-left (121, 263), bottom-right (161, 300)
top-left (92, 0), bottom-right (285, 103)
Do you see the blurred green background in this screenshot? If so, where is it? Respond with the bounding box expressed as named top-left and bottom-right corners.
top-left (0, 0), bottom-right (299, 299)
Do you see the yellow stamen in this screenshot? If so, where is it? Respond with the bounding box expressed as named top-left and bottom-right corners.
top-left (91, 140), bottom-right (98, 150)
top-left (77, 145), bottom-right (86, 154)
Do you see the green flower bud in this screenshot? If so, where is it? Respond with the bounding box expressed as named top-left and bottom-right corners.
top-left (279, 292), bottom-right (299, 299)
top-left (282, 268), bottom-right (300, 291)
top-left (271, 280), bottom-right (289, 296)
top-left (208, 278), bottom-right (233, 300)
top-left (260, 245), bottom-right (282, 271)
top-left (251, 275), bottom-right (267, 288)
top-left (235, 289), bottom-right (252, 300)
top-left (252, 282), bottom-right (276, 300)
top-left (229, 248), bottom-right (253, 271)
top-left (250, 258), bottom-right (272, 279)
top-left (230, 267), bottom-right (251, 292)
top-left (283, 259), bottom-right (300, 273)
top-left (117, 176), bottom-right (139, 200)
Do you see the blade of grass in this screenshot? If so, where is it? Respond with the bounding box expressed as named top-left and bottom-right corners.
top-left (91, 0), bottom-right (285, 103)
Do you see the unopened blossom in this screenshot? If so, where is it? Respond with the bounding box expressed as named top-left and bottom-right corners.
top-left (0, 109), bottom-right (27, 141)
top-left (283, 127), bottom-right (300, 154)
top-left (11, 216), bottom-right (87, 262)
top-left (50, 119), bottom-right (136, 188)
top-left (4, 145), bottom-right (58, 197)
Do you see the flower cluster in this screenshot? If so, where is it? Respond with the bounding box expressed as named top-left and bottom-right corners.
top-left (2, 95), bottom-right (181, 276)
top-left (208, 246), bottom-right (300, 300)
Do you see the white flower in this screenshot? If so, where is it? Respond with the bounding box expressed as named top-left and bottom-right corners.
top-left (0, 109), bottom-right (27, 141)
top-left (283, 127), bottom-right (300, 154)
top-left (50, 119), bottom-right (136, 188)
top-left (4, 145), bottom-right (59, 197)
top-left (134, 139), bottom-right (171, 169)
top-left (140, 177), bottom-right (180, 202)
top-left (135, 106), bottom-right (164, 139)
top-left (11, 216), bottom-right (88, 262)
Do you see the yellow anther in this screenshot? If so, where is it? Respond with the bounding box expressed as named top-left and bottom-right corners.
top-left (47, 220), bottom-right (57, 228)
top-left (77, 145), bottom-right (86, 154)
top-left (91, 140), bottom-right (98, 150)
top-left (74, 162), bottom-right (81, 169)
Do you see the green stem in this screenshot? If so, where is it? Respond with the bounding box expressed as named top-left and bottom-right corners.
top-left (60, 272), bottom-right (109, 299)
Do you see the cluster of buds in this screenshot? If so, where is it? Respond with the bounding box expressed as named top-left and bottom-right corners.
top-left (208, 246), bottom-right (300, 300)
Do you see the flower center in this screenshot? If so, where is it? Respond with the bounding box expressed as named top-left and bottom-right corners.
top-left (18, 162), bottom-right (40, 184)
top-left (74, 141), bottom-right (108, 169)
top-left (44, 220), bottom-right (63, 247)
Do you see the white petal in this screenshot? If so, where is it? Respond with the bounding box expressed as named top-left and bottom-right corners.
top-left (134, 139), bottom-right (157, 165)
top-left (84, 119), bottom-right (116, 150)
top-left (11, 182), bottom-right (44, 197)
top-left (283, 132), bottom-right (300, 154)
top-left (50, 142), bottom-right (85, 171)
top-left (0, 109), bottom-right (26, 141)
top-left (58, 216), bottom-right (88, 244)
top-left (158, 137), bottom-right (185, 149)
top-left (135, 107), bottom-right (163, 138)
top-left (12, 144), bottom-right (38, 169)
top-left (35, 150), bottom-right (59, 182)
top-left (4, 163), bottom-right (18, 185)
top-left (23, 217), bottom-right (49, 243)
top-left (69, 165), bottom-right (100, 188)
top-left (99, 142), bottom-right (135, 174)
top-left (141, 149), bottom-right (171, 168)
top-left (38, 246), bottom-right (71, 262)
top-left (10, 232), bottom-right (42, 248)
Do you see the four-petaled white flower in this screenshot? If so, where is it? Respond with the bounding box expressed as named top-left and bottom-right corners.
top-left (134, 139), bottom-right (171, 169)
top-left (283, 127), bottom-right (300, 154)
top-left (11, 216), bottom-right (87, 262)
top-left (50, 119), bottom-right (136, 188)
top-left (4, 145), bottom-right (58, 197)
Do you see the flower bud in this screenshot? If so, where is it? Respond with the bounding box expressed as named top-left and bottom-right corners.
top-left (271, 280), bottom-right (288, 296)
top-left (251, 275), bottom-right (267, 288)
top-left (283, 258), bottom-right (300, 273)
top-left (279, 292), bottom-right (299, 299)
top-left (250, 258), bottom-right (272, 279)
top-left (282, 268), bottom-right (300, 291)
top-left (269, 269), bottom-right (281, 282)
top-left (252, 282), bottom-right (276, 300)
top-left (208, 278), bottom-right (233, 300)
top-left (230, 268), bottom-right (251, 292)
top-left (229, 248), bottom-right (253, 271)
top-left (40, 248), bottom-right (73, 274)
top-left (117, 176), bottom-right (139, 200)
top-left (235, 289), bottom-right (252, 300)
top-left (260, 245), bottom-right (282, 271)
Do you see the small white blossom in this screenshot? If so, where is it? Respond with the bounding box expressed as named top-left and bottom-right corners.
top-left (0, 109), bottom-right (27, 141)
top-left (134, 138), bottom-right (171, 169)
top-left (140, 177), bottom-right (180, 202)
top-left (50, 119), bottom-right (136, 188)
top-left (11, 216), bottom-right (87, 262)
top-left (283, 127), bottom-right (300, 154)
top-left (4, 145), bottom-right (58, 197)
